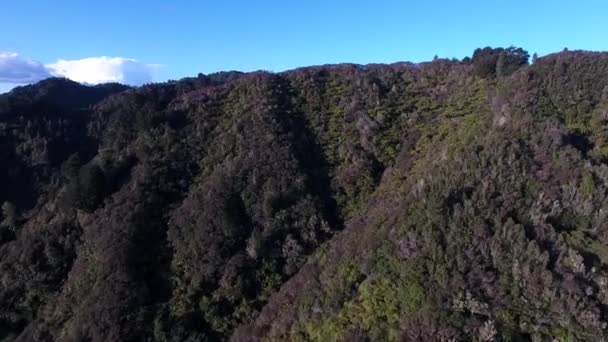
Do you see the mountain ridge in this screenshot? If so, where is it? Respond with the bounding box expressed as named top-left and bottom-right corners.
top-left (2, 48), bottom-right (608, 341)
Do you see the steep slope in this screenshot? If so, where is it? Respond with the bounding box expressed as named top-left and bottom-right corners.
top-left (0, 78), bottom-right (129, 210)
top-left (2, 49), bottom-right (608, 341)
top-left (234, 51), bottom-right (608, 341)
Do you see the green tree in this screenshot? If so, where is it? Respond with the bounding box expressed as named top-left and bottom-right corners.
top-left (472, 46), bottom-right (529, 78)
top-left (61, 153), bottom-right (82, 181)
top-left (63, 164), bottom-right (106, 211)
top-left (1, 201), bottom-right (17, 228)
top-left (472, 47), bottom-right (500, 78)
top-left (78, 164), bottom-right (105, 209)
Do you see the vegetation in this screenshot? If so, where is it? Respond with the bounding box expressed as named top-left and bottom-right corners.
top-left (2, 48), bottom-right (608, 341)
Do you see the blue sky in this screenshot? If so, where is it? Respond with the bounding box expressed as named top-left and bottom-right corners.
top-left (1, 0), bottom-right (607, 92)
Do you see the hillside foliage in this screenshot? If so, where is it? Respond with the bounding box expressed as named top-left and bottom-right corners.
top-left (2, 48), bottom-right (608, 341)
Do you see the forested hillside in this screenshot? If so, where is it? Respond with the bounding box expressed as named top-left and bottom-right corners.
top-left (2, 48), bottom-right (608, 341)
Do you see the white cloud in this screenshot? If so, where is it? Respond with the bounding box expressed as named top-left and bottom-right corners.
top-left (0, 52), bottom-right (158, 91)
top-left (46, 57), bottom-right (158, 85)
top-left (0, 52), bottom-right (51, 84)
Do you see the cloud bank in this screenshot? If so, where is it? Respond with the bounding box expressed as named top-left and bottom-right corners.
top-left (47, 57), bottom-right (157, 85)
top-left (0, 52), bottom-right (51, 84)
top-left (0, 52), bottom-right (158, 92)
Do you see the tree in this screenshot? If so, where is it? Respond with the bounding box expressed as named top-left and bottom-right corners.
top-left (499, 46), bottom-right (529, 75)
top-left (246, 229), bottom-right (262, 260)
top-left (78, 164), bottom-right (105, 209)
top-left (62, 164), bottom-right (106, 211)
top-left (61, 153), bottom-right (82, 180)
top-left (1, 201), bottom-right (17, 228)
top-left (532, 53), bottom-right (539, 64)
top-left (471, 46), bottom-right (529, 78)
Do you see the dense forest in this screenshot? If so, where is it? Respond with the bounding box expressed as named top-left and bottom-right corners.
top-left (2, 47), bottom-right (608, 341)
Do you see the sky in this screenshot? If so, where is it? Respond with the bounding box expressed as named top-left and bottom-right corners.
top-left (1, 0), bottom-right (607, 92)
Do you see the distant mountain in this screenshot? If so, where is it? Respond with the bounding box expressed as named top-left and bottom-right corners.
top-left (2, 48), bottom-right (608, 341)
